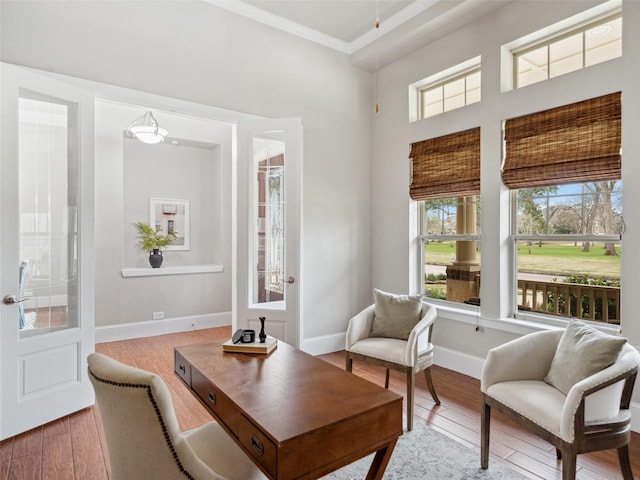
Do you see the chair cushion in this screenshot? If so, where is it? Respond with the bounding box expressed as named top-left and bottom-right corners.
top-left (350, 337), bottom-right (433, 367)
top-left (544, 319), bottom-right (627, 395)
top-left (487, 380), bottom-right (565, 438)
top-left (181, 422), bottom-right (266, 479)
top-left (369, 289), bottom-right (422, 340)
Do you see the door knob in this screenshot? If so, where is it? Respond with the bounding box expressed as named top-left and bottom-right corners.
top-left (284, 276), bottom-right (295, 284)
top-left (3, 294), bottom-right (27, 305)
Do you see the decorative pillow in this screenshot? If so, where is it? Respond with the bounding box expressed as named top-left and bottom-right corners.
top-left (369, 289), bottom-right (422, 340)
top-left (544, 319), bottom-right (627, 395)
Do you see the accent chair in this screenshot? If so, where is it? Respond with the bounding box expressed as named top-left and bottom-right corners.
top-left (345, 289), bottom-right (440, 431)
top-left (88, 352), bottom-right (266, 480)
top-left (480, 322), bottom-right (639, 480)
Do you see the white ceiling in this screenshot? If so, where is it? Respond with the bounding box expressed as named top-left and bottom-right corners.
top-left (206, 0), bottom-right (512, 71)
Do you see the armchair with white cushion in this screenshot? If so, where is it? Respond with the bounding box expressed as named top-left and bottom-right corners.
top-left (345, 296), bottom-right (440, 431)
top-left (480, 324), bottom-right (640, 480)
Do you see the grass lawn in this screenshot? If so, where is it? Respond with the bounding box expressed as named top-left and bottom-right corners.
top-left (425, 241), bottom-right (620, 279)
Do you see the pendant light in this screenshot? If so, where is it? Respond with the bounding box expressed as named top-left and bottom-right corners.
top-left (127, 111), bottom-right (168, 144)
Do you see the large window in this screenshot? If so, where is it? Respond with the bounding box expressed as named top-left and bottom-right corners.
top-left (513, 13), bottom-right (621, 89)
top-left (514, 184), bottom-right (621, 324)
top-left (410, 128), bottom-right (481, 306)
top-left (504, 93), bottom-right (621, 325)
top-left (421, 197), bottom-right (481, 305)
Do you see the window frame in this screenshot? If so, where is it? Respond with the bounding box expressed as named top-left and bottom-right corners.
top-left (408, 56), bottom-right (481, 123)
top-left (509, 188), bottom-right (622, 327)
top-left (512, 12), bottom-right (621, 89)
top-left (418, 197), bottom-right (481, 309)
top-left (418, 66), bottom-right (481, 120)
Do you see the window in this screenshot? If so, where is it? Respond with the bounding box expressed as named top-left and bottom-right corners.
top-left (513, 184), bottom-right (621, 324)
top-left (420, 197), bottom-right (481, 305)
top-left (514, 13), bottom-right (621, 89)
top-left (408, 57), bottom-right (481, 122)
top-left (410, 128), bottom-right (481, 306)
top-left (503, 93), bottom-right (622, 325)
top-left (420, 68), bottom-right (481, 119)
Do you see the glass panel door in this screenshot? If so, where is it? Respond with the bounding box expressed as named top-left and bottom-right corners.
top-left (18, 91), bottom-right (78, 334)
top-left (252, 136), bottom-right (286, 306)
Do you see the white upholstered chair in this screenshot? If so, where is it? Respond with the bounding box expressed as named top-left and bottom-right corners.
top-left (480, 326), bottom-right (640, 480)
top-left (88, 353), bottom-right (266, 480)
top-left (345, 299), bottom-right (440, 431)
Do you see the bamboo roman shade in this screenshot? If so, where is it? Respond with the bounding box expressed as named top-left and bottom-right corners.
top-left (409, 127), bottom-right (480, 200)
top-left (502, 92), bottom-right (621, 189)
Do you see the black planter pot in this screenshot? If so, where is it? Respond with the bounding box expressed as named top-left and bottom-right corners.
top-left (149, 249), bottom-right (163, 268)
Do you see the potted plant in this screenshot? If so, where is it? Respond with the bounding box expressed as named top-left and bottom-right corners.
top-left (134, 221), bottom-right (177, 268)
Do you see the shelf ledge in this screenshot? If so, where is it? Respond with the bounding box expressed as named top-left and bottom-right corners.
top-left (121, 264), bottom-right (224, 278)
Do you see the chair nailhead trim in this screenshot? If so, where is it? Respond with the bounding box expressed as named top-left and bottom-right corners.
top-left (89, 370), bottom-right (196, 480)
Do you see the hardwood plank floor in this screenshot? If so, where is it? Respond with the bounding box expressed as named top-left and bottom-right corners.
top-left (1, 326), bottom-right (638, 479)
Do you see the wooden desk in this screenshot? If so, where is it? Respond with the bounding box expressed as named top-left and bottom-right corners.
top-left (174, 341), bottom-right (403, 480)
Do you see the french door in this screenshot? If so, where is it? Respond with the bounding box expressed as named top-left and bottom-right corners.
top-left (235, 118), bottom-right (302, 347)
top-left (0, 63), bottom-right (95, 439)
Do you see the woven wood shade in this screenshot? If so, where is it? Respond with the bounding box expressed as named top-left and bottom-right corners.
top-left (502, 92), bottom-right (621, 189)
top-left (409, 127), bottom-right (480, 200)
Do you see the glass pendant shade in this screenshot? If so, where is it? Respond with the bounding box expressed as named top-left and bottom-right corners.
top-left (127, 111), bottom-right (168, 144)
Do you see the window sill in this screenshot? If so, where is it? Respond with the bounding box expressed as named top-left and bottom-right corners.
top-left (120, 264), bottom-right (224, 278)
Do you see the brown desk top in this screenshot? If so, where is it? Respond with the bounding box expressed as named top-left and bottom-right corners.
top-left (175, 341), bottom-right (403, 443)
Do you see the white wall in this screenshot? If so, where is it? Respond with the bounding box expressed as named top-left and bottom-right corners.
top-left (373, 0), bottom-right (640, 384)
top-left (94, 100), bottom-right (233, 334)
top-left (1, 1), bottom-right (373, 343)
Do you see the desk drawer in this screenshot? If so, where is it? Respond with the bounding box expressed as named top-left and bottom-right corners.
top-left (174, 351), bottom-right (191, 386)
top-left (191, 368), bottom-right (240, 436)
top-left (238, 414), bottom-right (277, 479)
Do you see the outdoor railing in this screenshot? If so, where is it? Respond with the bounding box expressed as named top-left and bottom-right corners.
top-left (517, 279), bottom-right (620, 324)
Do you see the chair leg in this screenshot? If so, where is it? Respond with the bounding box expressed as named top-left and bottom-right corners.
top-left (345, 353), bottom-right (353, 372)
top-left (406, 370), bottom-right (415, 431)
top-left (480, 398), bottom-right (490, 469)
top-left (560, 445), bottom-right (577, 480)
top-left (424, 367), bottom-right (440, 405)
top-left (384, 368), bottom-right (390, 389)
top-left (618, 445), bottom-right (634, 480)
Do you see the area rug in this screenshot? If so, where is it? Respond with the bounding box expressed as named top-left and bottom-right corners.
top-left (322, 421), bottom-right (529, 480)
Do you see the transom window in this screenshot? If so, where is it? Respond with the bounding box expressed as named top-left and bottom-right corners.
top-left (419, 68), bottom-right (481, 119)
top-left (408, 57), bottom-right (481, 122)
top-left (514, 13), bottom-right (621, 89)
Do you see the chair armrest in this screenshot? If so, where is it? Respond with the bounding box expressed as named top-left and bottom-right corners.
top-left (481, 329), bottom-right (561, 392)
top-left (560, 343), bottom-right (640, 441)
top-left (405, 303), bottom-right (437, 365)
top-left (345, 304), bottom-right (375, 350)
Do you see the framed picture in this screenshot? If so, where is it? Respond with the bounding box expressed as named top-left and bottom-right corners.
top-left (149, 198), bottom-right (190, 251)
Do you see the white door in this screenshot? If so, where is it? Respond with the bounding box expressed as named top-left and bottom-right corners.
top-left (0, 63), bottom-right (95, 440)
top-left (235, 119), bottom-right (302, 347)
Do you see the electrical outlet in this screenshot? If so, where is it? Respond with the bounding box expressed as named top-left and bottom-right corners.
top-left (152, 311), bottom-right (164, 320)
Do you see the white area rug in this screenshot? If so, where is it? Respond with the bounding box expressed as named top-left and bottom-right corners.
top-left (322, 420), bottom-right (530, 480)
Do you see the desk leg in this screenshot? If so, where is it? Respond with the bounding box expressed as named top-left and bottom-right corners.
top-left (365, 439), bottom-right (398, 480)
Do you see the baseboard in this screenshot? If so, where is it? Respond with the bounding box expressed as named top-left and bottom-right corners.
top-left (95, 312), bottom-right (232, 343)
top-left (301, 332), bottom-right (345, 355)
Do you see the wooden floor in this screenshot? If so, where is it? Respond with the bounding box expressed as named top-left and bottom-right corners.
top-left (1, 326), bottom-right (638, 479)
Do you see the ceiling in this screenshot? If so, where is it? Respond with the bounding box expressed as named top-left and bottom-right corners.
top-left (206, 0), bottom-right (511, 71)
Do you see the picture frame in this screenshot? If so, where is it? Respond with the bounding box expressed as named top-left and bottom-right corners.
top-left (149, 197), bottom-right (190, 251)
